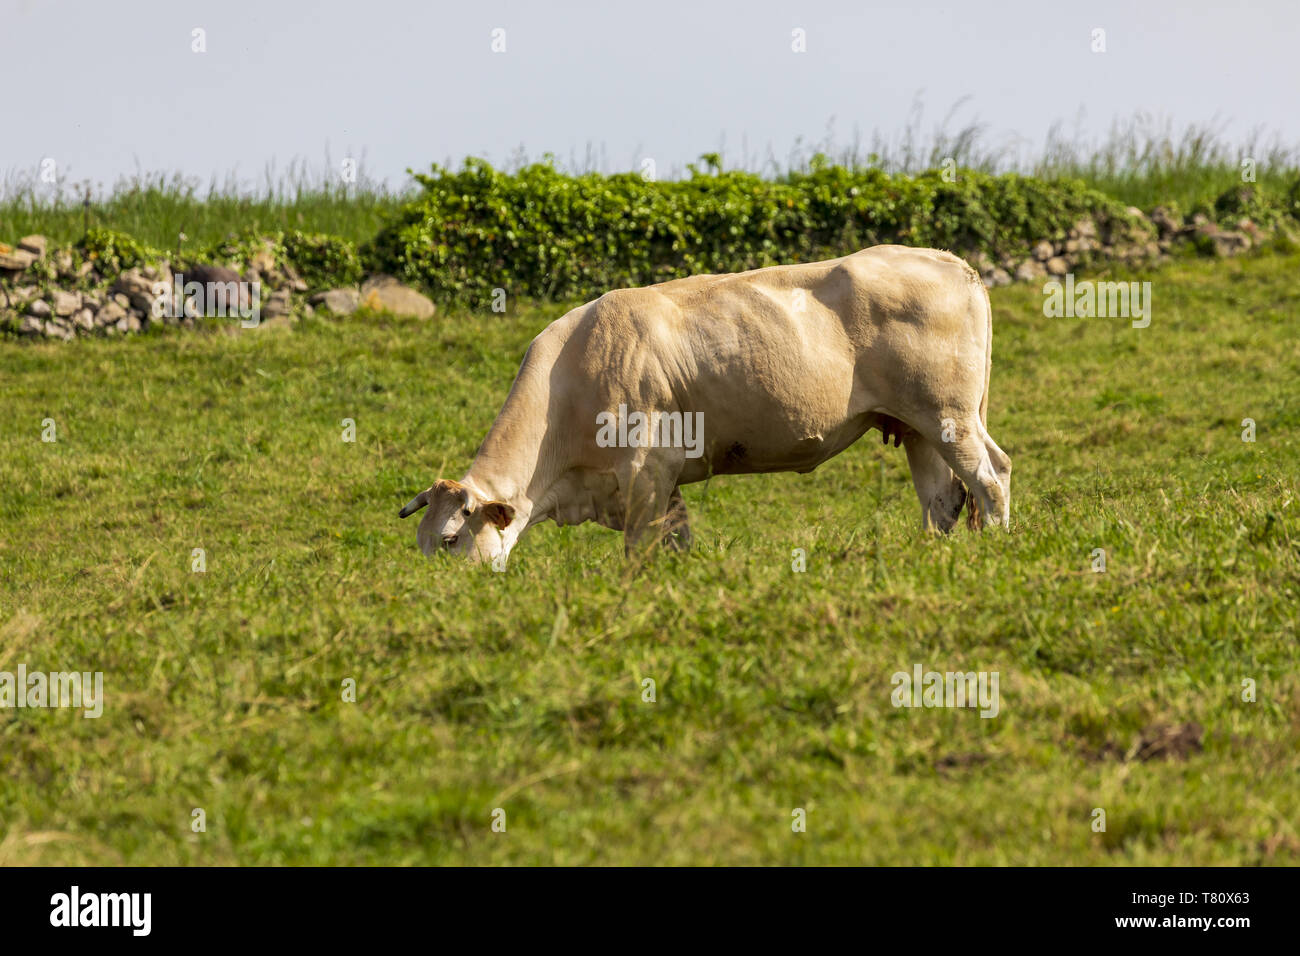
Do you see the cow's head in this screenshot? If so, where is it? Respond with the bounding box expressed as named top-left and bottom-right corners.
top-left (398, 478), bottom-right (516, 564)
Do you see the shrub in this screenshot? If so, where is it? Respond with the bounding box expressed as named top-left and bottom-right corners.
top-left (280, 231), bottom-right (363, 288)
top-left (1210, 184), bottom-right (1292, 229)
top-left (196, 229), bottom-right (362, 288)
top-left (364, 159), bottom-right (1133, 306)
top-left (77, 228), bottom-right (165, 273)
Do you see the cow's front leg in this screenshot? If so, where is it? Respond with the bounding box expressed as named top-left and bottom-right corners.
top-left (662, 487), bottom-right (692, 551)
top-left (618, 450), bottom-right (684, 558)
top-left (903, 434), bottom-right (966, 533)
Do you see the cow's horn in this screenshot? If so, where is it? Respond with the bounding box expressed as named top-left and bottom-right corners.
top-left (398, 490), bottom-right (431, 518)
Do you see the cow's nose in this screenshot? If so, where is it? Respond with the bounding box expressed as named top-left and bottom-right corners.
top-left (442, 534), bottom-right (458, 549)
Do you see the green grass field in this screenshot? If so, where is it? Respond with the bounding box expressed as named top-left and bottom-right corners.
top-left (1, 249), bottom-right (1297, 865)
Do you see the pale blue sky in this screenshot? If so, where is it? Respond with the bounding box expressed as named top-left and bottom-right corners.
top-left (2, 0), bottom-right (1296, 191)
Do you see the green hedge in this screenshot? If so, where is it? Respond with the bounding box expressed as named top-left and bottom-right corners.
top-left (199, 230), bottom-right (363, 287)
top-left (47, 166), bottom-right (1300, 310)
top-left (74, 227), bottom-right (364, 289)
top-left (79, 227), bottom-right (164, 274)
top-left (364, 159), bottom-right (1136, 306)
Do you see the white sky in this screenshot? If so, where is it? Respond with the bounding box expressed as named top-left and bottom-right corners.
top-left (2, 0), bottom-right (1297, 190)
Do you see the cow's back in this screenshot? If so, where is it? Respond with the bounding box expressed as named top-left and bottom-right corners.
top-left (538, 245), bottom-right (988, 480)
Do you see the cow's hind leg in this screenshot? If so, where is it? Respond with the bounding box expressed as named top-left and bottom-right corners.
top-left (932, 420), bottom-right (1011, 529)
top-left (903, 434), bottom-right (967, 533)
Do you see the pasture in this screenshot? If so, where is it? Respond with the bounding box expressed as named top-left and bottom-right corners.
top-left (0, 248), bottom-right (1297, 865)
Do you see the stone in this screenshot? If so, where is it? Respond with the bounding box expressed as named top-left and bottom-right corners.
top-left (1032, 240), bottom-right (1054, 261)
top-left (27, 298), bottom-right (51, 318)
top-left (311, 288), bottom-right (360, 316)
top-left (1191, 219), bottom-right (1220, 243)
top-left (46, 318), bottom-right (74, 341)
top-left (1073, 218), bottom-right (1098, 239)
top-left (51, 289), bottom-right (81, 316)
top-left (127, 289), bottom-right (159, 314)
top-left (95, 301), bottom-right (126, 326)
top-left (17, 235), bottom-right (47, 259)
top-left (175, 264), bottom-right (246, 316)
top-left (1014, 259), bottom-right (1046, 282)
top-left (1149, 206), bottom-right (1182, 238)
top-left (1210, 231), bottom-right (1251, 257)
top-left (249, 245), bottom-right (276, 276)
top-left (114, 268), bottom-right (158, 297)
top-left (113, 293), bottom-right (130, 309)
top-left (1045, 256), bottom-right (1070, 276)
top-left (77, 260), bottom-right (95, 279)
top-left (0, 247), bottom-right (36, 271)
top-left (19, 315), bottom-right (45, 336)
top-left (262, 289), bottom-right (292, 319)
top-left (72, 308), bottom-right (95, 332)
top-left (358, 275), bottom-right (435, 319)
top-left (179, 263), bottom-right (242, 287)
top-left (982, 268), bottom-right (1012, 288)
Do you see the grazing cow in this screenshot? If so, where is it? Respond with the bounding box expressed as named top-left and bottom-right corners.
top-left (399, 245), bottom-right (1011, 565)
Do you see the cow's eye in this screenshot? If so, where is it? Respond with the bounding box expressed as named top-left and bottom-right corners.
top-left (461, 508), bottom-right (471, 517)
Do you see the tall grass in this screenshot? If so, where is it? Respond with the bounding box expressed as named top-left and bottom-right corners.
top-left (0, 158), bottom-right (406, 251)
top-left (1033, 113), bottom-right (1300, 210)
top-left (2, 110), bottom-right (1297, 250)
top-left (764, 106), bottom-right (1300, 211)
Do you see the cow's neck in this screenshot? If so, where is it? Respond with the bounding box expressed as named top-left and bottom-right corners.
top-left (462, 370), bottom-right (564, 527)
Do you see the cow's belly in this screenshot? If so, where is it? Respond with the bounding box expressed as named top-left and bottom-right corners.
top-left (671, 324), bottom-right (887, 482)
top-left (676, 409), bottom-right (879, 483)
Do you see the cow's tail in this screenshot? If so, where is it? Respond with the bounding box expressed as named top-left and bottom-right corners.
top-left (965, 272), bottom-right (993, 530)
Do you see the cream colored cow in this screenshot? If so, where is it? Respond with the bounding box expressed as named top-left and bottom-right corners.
top-left (399, 245), bottom-right (1011, 565)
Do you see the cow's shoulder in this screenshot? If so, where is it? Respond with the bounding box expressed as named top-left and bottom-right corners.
top-left (581, 285), bottom-right (688, 335)
top-left (846, 244), bottom-right (980, 285)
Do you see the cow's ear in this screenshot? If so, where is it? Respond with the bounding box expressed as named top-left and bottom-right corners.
top-left (481, 501), bottom-right (515, 530)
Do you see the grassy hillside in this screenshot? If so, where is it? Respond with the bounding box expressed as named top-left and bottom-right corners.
top-left (0, 250), bottom-right (1297, 865)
